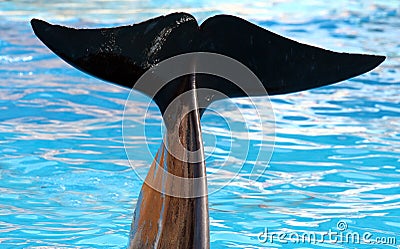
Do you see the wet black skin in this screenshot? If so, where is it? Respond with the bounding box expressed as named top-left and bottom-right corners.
top-left (30, 13), bottom-right (385, 249)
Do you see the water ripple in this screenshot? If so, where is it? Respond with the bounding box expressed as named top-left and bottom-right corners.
top-left (0, 1), bottom-right (399, 248)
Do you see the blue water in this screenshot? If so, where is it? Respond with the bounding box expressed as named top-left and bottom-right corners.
top-left (1, 1), bottom-right (399, 248)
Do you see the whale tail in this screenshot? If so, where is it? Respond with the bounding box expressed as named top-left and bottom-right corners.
top-left (31, 13), bottom-right (385, 249)
top-left (31, 13), bottom-right (384, 113)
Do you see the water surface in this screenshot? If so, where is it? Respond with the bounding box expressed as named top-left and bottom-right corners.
top-left (0, 1), bottom-right (399, 248)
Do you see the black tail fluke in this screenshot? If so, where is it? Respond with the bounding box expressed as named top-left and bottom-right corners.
top-left (31, 13), bottom-right (385, 107)
top-left (31, 14), bottom-right (198, 89)
top-left (198, 15), bottom-right (385, 97)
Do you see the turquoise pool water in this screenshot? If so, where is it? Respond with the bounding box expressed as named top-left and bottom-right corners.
top-left (1, 1), bottom-right (399, 248)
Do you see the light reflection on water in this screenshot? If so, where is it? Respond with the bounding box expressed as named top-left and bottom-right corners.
top-left (0, 0), bottom-right (399, 248)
